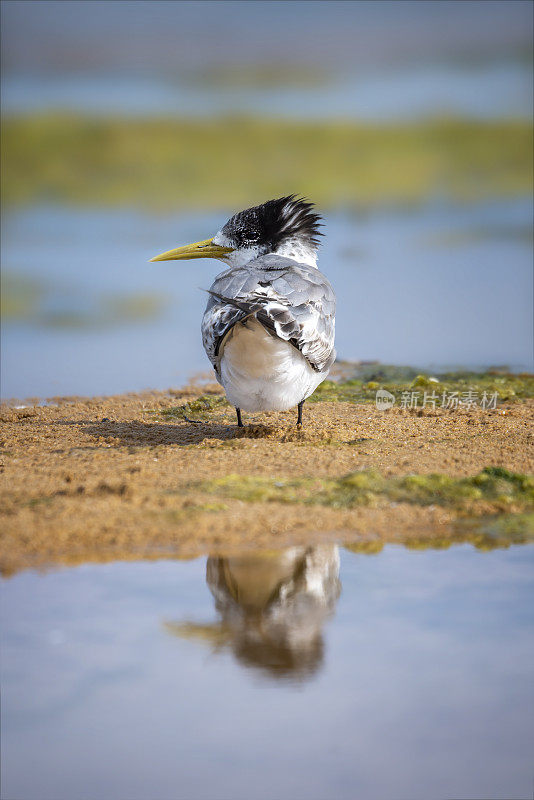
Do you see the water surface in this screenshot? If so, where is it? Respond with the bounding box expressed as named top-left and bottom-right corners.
top-left (2, 1), bottom-right (532, 120)
top-left (2, 199), bottom-right (532, 398)
top-left (2, 544), bottom-right (533, 799)
top-left (3, 59), bottom-right (532, 120)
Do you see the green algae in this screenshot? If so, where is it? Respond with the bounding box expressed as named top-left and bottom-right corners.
top-left (1, 273), bottom-right (47, 320)
top-left (342, 512), bottom-right (533, 554)
top-left (146, 365), bottom-right (531, 436)
top-left (157, 394), bottom-right (230, 422)
top-left (189, 62), bottom-right (331, 90)
top-left (344, 540), bottom-right (385, 555)
top-left (420, 223), bottom-right (534, 248)
top-left (1, 270), bottom-right (167, 328)
top-left (200, 467), bottom-right (534, 514)
top-left (309, 370), bottom-right (534, 405)
top-left (37, 292), bottom-right (166, 329)
top-left (183, 395), bottom-right (229, 413)
top-left (2, 114), bottom-right (532, 210)
top-left (165, 501), bottom-right (229, 523)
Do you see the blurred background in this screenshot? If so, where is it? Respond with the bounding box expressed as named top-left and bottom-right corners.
top-left (1, 0), bottom-right (533, 399)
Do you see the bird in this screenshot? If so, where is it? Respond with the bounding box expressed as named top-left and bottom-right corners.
top-left (150, 195), bottom-right (336, 428)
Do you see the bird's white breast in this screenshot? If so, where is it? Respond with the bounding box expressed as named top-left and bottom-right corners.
top-left (219, 318), bottom-right (325, 412)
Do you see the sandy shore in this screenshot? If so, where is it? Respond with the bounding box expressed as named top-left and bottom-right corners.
top-left (1, 383), bottom-right (533, 575)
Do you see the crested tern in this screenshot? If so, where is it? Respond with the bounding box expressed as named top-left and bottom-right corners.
top-left (150, 196), bottom-right (336, 427)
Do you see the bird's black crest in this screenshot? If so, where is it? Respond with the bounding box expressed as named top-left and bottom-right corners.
top-left (222, 195), bottom-right (323, 251)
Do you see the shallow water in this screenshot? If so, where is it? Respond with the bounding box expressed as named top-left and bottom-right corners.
top-left (3, 59), bottom-right (532, 120)
top-left (2, 4), bottom-right (532, 121)
top-left (2, 544), bottom-right (533, 800)
top-left (2, 199), bottom-right (532, 399)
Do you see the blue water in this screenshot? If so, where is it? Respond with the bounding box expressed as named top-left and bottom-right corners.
top-left (2, 199), bottom-right (532, 399)
top-left (2, 544), bottom-right (533, 800)
top-left (3, 59), bottom-right (532, 120)
top-left (2, 1), bottom-right (532, 120)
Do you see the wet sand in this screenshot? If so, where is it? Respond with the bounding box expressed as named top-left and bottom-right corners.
top-left (1, 384), bottom-right (533, 575)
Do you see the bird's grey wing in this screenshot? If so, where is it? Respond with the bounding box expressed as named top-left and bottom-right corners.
top-left (257, 259), bottom-right (336, 373)
top-left (202, 258), bottom-right (336, 374)
top-left (201, 297), bottom-right (247, 376)
top-left (201, 266), bottom-right (266, 374)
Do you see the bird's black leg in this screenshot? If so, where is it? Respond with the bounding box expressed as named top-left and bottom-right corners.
top-left (297, 400), bottom-right (304, 428)
top-left (236, 407), bottom-right (244, 427)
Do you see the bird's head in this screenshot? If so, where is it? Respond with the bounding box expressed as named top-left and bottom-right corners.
top-left (150, 195), bottom-right (323, 268)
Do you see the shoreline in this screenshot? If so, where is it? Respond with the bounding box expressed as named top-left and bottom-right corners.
top-left (1, 377), bottom-right (533, 576)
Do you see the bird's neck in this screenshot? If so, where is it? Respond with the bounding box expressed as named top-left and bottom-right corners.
top-left (224, 239), bottom-right (319, 269)
top-left (273, 238), bottom-right (318, 268)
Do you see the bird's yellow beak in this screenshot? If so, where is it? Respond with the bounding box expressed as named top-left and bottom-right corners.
top-left (149, 237), bottom-right (234, 262)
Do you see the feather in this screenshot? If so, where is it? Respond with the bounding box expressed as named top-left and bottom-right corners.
top-left (201, 254), bottom-right (336, 376)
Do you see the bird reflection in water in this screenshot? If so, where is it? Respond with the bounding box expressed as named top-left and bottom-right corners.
top-left (164, 545), bottom-right (341, 682)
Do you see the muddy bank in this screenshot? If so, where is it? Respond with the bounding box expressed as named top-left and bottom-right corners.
top-left (1, 379), bottom-right (533, 575)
